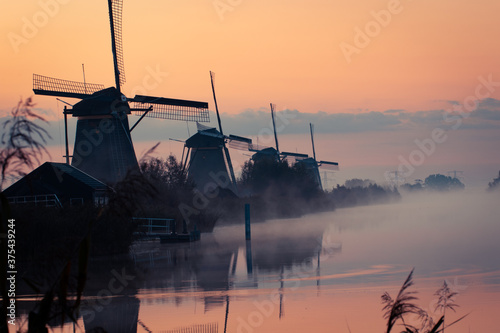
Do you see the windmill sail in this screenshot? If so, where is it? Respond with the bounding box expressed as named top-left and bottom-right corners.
top-left (304, 122), bottom-right (340, 189)
top-left (108, 0), bottom-right (125, 89)
top-left (226, 134), bottom-right (252, 151)
top-left (318, 160), bottom-right (339, 171)
top-left (130, 95), bottom-right (209, 122)
top-left (270, 103), bottom-right (280, 154)
top-left (280, 151), bottom-right (309, 164)
top-left (33, 74), bottom-right (105, 99)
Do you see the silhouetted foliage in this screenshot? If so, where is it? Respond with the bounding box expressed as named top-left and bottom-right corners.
top-left (401, 181), bottom-right (424, 192)
top-left (0, 98), bottom-right (50, 190)
top-left (240, 158), bottom-right (322, 200)
top-left (401, 175), bottom-right (465, 193)
top-left (487, 170), bottom-right (500, 191)
top-left (424, 174), bottom-right (465, 191)
top-left (237, 157), bottom-right (330, 219)
top-left (330, 181), bottom-right (400, 208)
top-left (400, 179), bottom-right (425, 192)
top-left (382, 269), bottom-right (421, 333)
top-left (381, 270), bottom-right (468, 333)
top-left (434, 280), bottom-right (459, 333)
top-left (237, 162), bottom-right (401, 220)
top-left (139, 155), bottom-right (218, 231)
top-left (344, 178), bottom-right (375, 189)
top-left (140, 155), bottom-right (189, 190)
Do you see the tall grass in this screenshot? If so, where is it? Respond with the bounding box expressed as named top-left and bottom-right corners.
top-left (381, 269), bottom-right (422, 333)
top-left (1, 98), bottom-right (51, 332)
top-left (381, 269), bottom-right (468, 333)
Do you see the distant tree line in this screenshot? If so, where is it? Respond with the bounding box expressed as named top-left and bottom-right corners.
top-left (401, 174), bottom-right (465, 192)
top-left (488, 170), bottom-right (500, 192)
top-left (235, 159), bottom-right (401, 219)
top-left (329, 178), bottom-right (400, 208)
top-left (236, 158), bottom-right (331, 219)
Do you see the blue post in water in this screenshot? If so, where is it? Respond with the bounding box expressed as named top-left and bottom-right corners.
top-left (245, 203), bottom-right (251, 240)
top-left (246, 239), bottom-right (253, 275)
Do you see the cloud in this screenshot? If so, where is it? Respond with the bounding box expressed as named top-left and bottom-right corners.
top-left (2, 98), bottom-right (500, 147)
top-left (383, 109), bottom-right (405, 114)
top-left (469, 98), bottom-right (500, 121)
top-left (221, 109), bottom-right (403, 135)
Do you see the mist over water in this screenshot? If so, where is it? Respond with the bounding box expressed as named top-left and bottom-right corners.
top-left (135, 189), bottom-right (500, 332)
top-left (210, 189), bottom-right (500, 331)
top-left (319, 189), bottom-right (500, 284)
top-left (210, 189), bottom-right (500, 287)
top-left (15, 189), bottom-right (498, 332)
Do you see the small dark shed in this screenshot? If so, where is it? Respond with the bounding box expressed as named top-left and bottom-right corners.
top-left (3, 162), bottom-right (110, 206)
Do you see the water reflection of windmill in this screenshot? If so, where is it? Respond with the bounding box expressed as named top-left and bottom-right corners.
top-left (32, 0), bottom-right (209, 184)
top-left (182, 72), bottom-right (252, 196)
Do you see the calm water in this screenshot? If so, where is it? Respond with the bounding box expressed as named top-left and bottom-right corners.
top-left (15, 190), bottom-right (500, 332)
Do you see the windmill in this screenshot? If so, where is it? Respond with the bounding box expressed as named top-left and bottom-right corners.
top-left (246, 106), bottom-right (339, 185)
top-left (295, 123), bottom-right (339, 190)
top-left (182, 72), bottom-right (251, 196)
top-left (248, 103), bottom-right (309, 163)
top-left (32, 0), bottom-right (209, 184)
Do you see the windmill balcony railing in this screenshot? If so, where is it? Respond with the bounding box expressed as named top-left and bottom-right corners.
top-left (7, 194), bottom-right (63, 208)
top-left (133, 217), bottom-right (174, 237)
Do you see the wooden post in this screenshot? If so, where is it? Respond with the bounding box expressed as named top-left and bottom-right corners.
top-left (64, 106), bottom-right (70, 165)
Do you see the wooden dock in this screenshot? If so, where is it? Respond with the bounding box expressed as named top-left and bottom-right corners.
top-left (133, 217), bottom-right (201, 243)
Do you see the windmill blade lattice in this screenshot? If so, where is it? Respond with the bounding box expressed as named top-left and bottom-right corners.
top-left (109, 0), bottom-right (125, 87)
top-left (226, 134), bottom-right (252, 151)
top-left (245, 142), bottom-right (274, 152)
top-left (33, 74), bottom-right (105, 99)
top-left (130, 95), bottom-right (209, 122)
top-left (280, 151), bottom-right (309, 163)
top-left (318, 160), bottom-right (339, 171)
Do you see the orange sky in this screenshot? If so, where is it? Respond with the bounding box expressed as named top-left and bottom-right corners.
top-left (1, 0), bottom-right (500, 185)
top-left (2, 0), bottom-right (500, 113)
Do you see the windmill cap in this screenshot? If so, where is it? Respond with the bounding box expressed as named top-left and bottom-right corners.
top-left (72, 87), bottom-right (130, 117)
